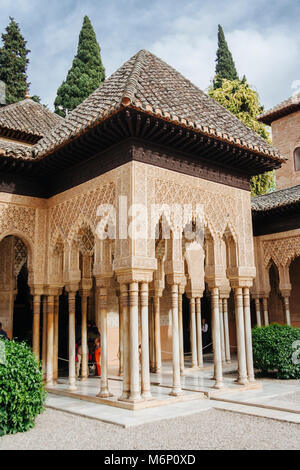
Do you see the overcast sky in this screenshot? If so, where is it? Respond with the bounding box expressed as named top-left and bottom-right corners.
top-left (0, 0), bottom-right (299, 111)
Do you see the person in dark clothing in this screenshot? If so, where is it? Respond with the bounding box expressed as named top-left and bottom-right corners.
top-left (0, 322), bottom-right (8, 340)
top-left (202, 317), bottom-right (209, 350)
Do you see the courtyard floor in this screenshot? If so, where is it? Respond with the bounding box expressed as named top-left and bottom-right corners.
top-left (1, 357), bottom-right (300, 450)
top-left (1, 405), bottom-right (300, 450)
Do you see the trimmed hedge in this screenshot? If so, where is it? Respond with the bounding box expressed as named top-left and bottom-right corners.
top-left (252, 323), bottom-right (300, 379)
top-left (0, 339), bottom-right (46, 436)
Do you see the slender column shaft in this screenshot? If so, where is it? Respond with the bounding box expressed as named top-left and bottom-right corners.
top-left (97, 286), bottom-right (112, 397)
top-left (81, 294), bottom-right (88, 379)
top-left (46, 295), bottom-right (54, 386)
top-left (189, 297), bottom-right (198, 368)
top-left (284, 296), bottom-right (291, 325)
top-left (211, 287), bottom-right (223, 389)
top-left (32, 294), bottom-right (41, 360)
top-left (42, 296), bottom-right (47, 378)
top-left (263, 297), bottom-right (269, 326)
top-left (119, 284), bottom-right (129, 401)
top-left (68, 291), bottom-right (77, 390)
top-left (169, 284), bottom-right (182, 396)
top-left (119, 295), bottom-right (124, 376)
top-left (223, 298), bottom-right (231, 363)
top-left (153, 295), bottom-right (162, 372)
top-left (178, 293), bottom-right (185, 373)
top-left (129, 282), bottom-right (141, 402)
top-left (234, 287), bottom-right (248, 385)
top-left (53, 295), bottom-right (59, 383)
top-left (196, 298), bottom-right (203, 368)
top-left (140, 283), bottom-right (151, 399)
top-left (255, 298), bottom-right (262, 327)
top-left (243, 287), bottom-right (255, 382)
top-left (219, 298), bottom-right (226, 362)
top-left (149, 297), bottom-right (155, 372)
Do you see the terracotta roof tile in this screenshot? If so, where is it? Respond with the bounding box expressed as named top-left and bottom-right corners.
top-left (34, 50), bottom-right (282, 161)
top-left (0, 138), bottom-right (34, 160)
top-left (252, 185), bottom-right (300, 212)
top-left (0, 98), bottom-right (63, 137)
top-left (258, 92), bottom-right (300, 125)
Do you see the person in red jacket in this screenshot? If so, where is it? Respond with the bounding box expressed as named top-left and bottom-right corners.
top-left (94, 337), bottom-right (101, 377)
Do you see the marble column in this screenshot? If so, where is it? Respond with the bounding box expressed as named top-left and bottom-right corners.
top-left (119, 294), bottom-right (124, 376)
top-left (283, 296), bottom-right (291, 326)
top-left (189, 297), bottom-right (198, 368)
top-left (53, 295), bottom-right (59, 383)
top-left (255, 298), bottom-right (262, 327)
top-left (178, 291), bottom-right (185, 373)
top-left (140, 282), bottom-right (151, 399)
top-left (153, 294), bottom-right (162, 372)
top-left (234, 287), bottom-right (248, 385)
top-left (169, 284), bottom-right (182, 396)
top-left (223, 298), bottom-right (231, 363)
top-left (243, 287), bottom-right (255, 382)
top-left (119, 284), bottom-right (130, 401)
top-left (196, 297), bottom-right (203, 368)
top-left (149, 297), bottom-right (155, 372)
top-left (129, 282), bottom-right (141, 402)
top-left (32, 294), bottom-right (41, 360)
top-left (42, 296), bottom-right (47, 379)
top-left (219, 298), bottom-right (226, 363)
top-left (46, 295), bottom-right (54, 386)
top-left (211, 287), bottom-right (224, 389)
top-left (68, 291), bottom-right (77, 390)
top-left (81, 293), bottom-right (88, 379)
top-left (263, 297), bottom-right (269, 326)
top-left (97, 286), bottom-right (112, 398)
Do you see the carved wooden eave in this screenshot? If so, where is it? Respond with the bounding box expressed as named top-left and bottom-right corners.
top-left (0, 108), bottom-right (285, 199)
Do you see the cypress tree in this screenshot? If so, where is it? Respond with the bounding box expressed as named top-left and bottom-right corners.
top-left (54, 16), bottom-right (105, 117)
top-left (0, 17), bottom-right (30, 104)
top-left (213, 24), bottom-right (238, 89)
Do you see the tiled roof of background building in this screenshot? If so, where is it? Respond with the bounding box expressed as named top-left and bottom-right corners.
top-left (0, 139), bottom-right (34, 160)
top-left (252, 184), bottom-right (300, 212)
top-left (0, 98), bottom-right (63, 138)
top-left (258, 92), bottom-right (300, 125)
top-left (33, 49), bottom-right (283, 161)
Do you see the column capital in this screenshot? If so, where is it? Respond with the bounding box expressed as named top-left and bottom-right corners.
top-left (186, 288), bottom-right (204, 299)
top-left (229, 277), bottom-right (253, 289)
top-left (281, 288), bottom-right (292, 297)
top-left (30, 284), bottom-right (47, 296)
top-left (166, 273), bottom-right (185, 286)
top-left (79, 288), bottom-right (92, 298)
top-left (94, 276), bottom-right (112, 288)
top-left (116, 269), bottom-right (154, 285)
top-left (65, 283), bottom-right (79, 294)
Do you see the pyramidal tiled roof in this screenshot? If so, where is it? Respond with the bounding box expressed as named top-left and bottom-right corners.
top-left (0, 98), bottom-right (63, 138)
top-left (258, 92), bottom-right (300, 125)
top-left (34, 49), bottom-right (282, 161)
top-left (252, 184), bottom-right (300, 212)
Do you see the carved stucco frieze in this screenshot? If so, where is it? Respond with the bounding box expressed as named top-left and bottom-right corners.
top-left (262, 235), bottom-right (300, 268)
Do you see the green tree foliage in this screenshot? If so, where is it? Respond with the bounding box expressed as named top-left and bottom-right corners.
top-left (54, 16), bottom-right (105, 117)
top-left (0, 340), bottom-right (45, 436)
top-left (252, 324), bottom-right (300, 379)
top-left (213, 25), bottom-right (238, 89)
top-left (209, 78), bottom-right (275, 195)
top-left (0, 17), bottom-right (30, 104)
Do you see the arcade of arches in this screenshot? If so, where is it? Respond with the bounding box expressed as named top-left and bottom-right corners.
top-left (0, 162), bottom-right (258, 405)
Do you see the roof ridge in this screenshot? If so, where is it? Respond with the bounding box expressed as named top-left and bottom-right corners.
top-left (121, 49), bottom-right (147, 106)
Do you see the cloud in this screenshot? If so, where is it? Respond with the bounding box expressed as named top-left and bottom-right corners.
top-left (0, 0), bottom-right (299, 111)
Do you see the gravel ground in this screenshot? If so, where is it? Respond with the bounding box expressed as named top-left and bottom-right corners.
top-left (1, 408), bottom-right (299, 450)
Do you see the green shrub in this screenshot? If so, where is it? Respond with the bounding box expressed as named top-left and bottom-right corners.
top-left (252, 323), bottom-right (300, 379)
top-left (0, 339), bottom-right (46, 436)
